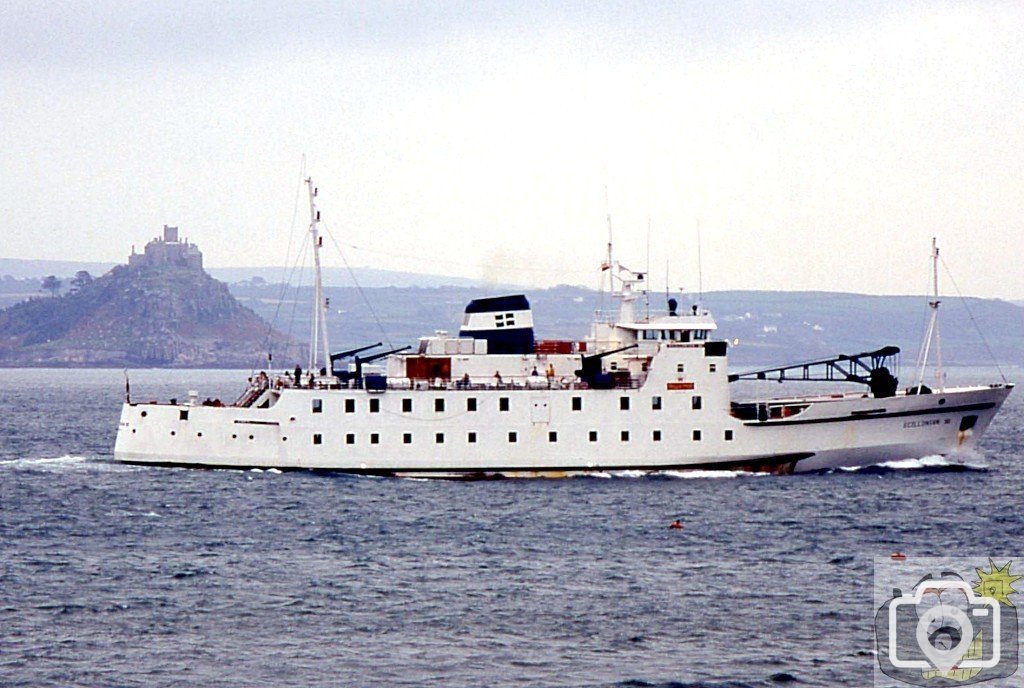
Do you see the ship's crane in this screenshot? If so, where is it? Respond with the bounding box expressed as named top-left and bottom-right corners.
top-left (728, 346), bottom-right (901, 398)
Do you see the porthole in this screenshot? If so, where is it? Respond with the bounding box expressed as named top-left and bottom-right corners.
top-left (140, 411), bottom-right (148, 418)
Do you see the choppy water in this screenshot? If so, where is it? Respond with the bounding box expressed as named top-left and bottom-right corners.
top-left (1, 367), bottom-right (1021, 687)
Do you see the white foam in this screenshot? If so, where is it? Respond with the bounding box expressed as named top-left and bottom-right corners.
top-left (2, 455), bottom-right (90, 467)
top-left (602, 468), bottom-right (768, 480)
top-left (659, 469), bottom-right (770, 480)
top-left (607, 470), bottom-right (646, 479)
top-left (842, 454), bottom-right (987, 472)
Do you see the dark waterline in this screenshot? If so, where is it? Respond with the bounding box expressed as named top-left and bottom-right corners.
top-left (1, 368), bottom-right (1021, 687)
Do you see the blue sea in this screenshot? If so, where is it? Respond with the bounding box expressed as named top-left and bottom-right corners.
top-left (1, 367), bottom-right (1021, 687)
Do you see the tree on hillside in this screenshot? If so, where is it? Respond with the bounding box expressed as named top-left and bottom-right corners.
top-left (40, 275), bottom-right (62, 297)
top-left (70, 270), bottom-right (93, 293)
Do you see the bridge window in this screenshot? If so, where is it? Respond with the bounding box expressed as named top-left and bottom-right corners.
top-left (402, 398), bottom-right (412, 413)
top-left (467, 397), bottom-right (477, 412)
top-left (369, 398), bottom-right (380, 413)
top-left (434, 398), bottom-right (445, 413)
top-left (651, 396), bottom-right (662, 410)
top-left (620, 397), bottom-right (630, 411)
top-left (692, 395), bottom-right (702, 410)
top-left (179, 409), bottom-right (188, 421)
top-left (312, 399), bottom-right (323, 413)
top-left (499, 397), bottom-right (510, 412)
top-left (345, 399), bottom-right (355, 413)
top-left (572, 396), bottom-right (582, 411)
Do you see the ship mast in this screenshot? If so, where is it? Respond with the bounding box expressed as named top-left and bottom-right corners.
top-left (306, 178), bottom-right (332, 377)
top-left (913, 237), bottom-right (945, 392)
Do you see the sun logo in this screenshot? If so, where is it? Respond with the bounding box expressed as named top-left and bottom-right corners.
top-left (973, 559), bottom-right (1022, 607)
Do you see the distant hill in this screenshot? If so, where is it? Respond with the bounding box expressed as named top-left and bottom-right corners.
top-left (0, 257), bottom-right (485, 289)
top-left (0, 263), bottom-right (299, 368)
top-left (2, 252), bottom-right (1020, 368)
top-left (230, 283), bottom-right (1024, 368)
top-left (208, 265), bottom-right (486, 289)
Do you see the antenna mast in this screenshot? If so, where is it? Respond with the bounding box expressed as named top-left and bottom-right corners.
top-left (645, 217), bottom-right (651, 320)
top-left (306, 178), bottom-right (332, 377)
top-left (914, 237), bottom-right (945, 392)
top-left (605, 187), bottom-right (614, 280)
top-left (696, 219), bottom-right (704, 307)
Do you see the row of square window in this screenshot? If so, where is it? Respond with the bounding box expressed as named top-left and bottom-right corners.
top-left (312, 428), bottom-right (734, 445)
top-left (312, 395), bottom-right (702, 414)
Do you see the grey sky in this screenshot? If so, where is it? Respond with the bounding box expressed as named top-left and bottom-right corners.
top-left (2, 1), bottom-right (1023, 298)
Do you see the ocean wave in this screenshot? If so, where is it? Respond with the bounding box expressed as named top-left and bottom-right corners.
top-left (838, 454), bottom-right (987, 473)
top-left (0, 455), bottom-right (92, 468)
top-left (599, 469), bottom-right (769, 480)
top-left (657, 469), bottom-right (770, 480)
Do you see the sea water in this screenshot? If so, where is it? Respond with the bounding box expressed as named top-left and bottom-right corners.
top-left (1, 367), bottom-right (1022, 687)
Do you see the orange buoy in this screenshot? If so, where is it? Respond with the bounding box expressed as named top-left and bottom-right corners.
top-left (669, 520), bottom-right (683, 530)
top-left (890, 552), bottom-right (906, 561)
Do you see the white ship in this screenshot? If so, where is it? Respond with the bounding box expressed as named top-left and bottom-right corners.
top-left (114, 180), bottom-right (1013, 476)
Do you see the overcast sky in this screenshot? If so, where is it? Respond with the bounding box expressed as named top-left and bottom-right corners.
top-left (2, 1), bottom-right (1023, 298)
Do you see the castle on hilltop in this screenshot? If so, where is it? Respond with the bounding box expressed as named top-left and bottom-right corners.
top-left (129, 225), bottom-right (203, 271)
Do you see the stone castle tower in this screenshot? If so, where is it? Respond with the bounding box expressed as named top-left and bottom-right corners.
top-left (128, 225), bottom-right (203, 271)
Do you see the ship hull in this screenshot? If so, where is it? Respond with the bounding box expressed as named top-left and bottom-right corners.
top-left (114, 383), bottom-right (1012, 476)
